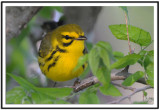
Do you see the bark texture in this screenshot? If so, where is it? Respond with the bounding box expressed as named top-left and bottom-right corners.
top-left (6, 6), bottom-right (42, 41)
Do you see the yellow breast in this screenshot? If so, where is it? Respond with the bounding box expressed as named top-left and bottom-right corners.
top-left (38, 24), bottom-right (87, 82)
top-left (38, 40), bottom-right (85, 81)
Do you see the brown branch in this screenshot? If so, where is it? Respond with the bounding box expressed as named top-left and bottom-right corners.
top-left (73, 68), bottom-right (148, 93)
top-left (73, 75), bottom-right (125, 92)
top-left (108, 85), bottom-right (152, 104)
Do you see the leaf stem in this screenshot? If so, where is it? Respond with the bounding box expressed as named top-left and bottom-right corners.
top-left (125, 13), bottom-right (132, 54)
top-left (138, 40), bottom-right (153, 54)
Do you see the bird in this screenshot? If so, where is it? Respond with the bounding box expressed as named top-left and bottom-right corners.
top-left (38, 24), bottom-right (87, 82)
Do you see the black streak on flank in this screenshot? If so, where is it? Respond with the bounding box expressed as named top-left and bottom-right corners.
top-left (39, 62), bottom-right (44, 67)
top-left (48, 56), bottom-right (60, 71)
top-left (46, 50), bottom-right (57, 62)
top-left (56, 45), bottom-right (66, 52)
top-left (48, 62), bottom-right (56, 71)
top-left (82, 64), bottom-right (85, 69)
top-left (63, 40), bottom-right (74, 47)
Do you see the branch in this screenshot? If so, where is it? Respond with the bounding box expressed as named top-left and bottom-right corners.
top-left (73, 75), bottom-right (125, 92)
top-left (6, 6), bottom-right (42, 41)
top-left (116, 66), bottom-right (147, 85)
top-left (111, 82), bottom-right (135, 91)
top-left (108, 85), bottom-right (152, 104)
top-left (73, 67), bottom-right (147, 92)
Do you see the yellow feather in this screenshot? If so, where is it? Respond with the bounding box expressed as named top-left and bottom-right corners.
top-left (38, 24), bottom-right (87, 81)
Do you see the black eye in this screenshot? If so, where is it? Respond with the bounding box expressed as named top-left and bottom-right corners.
top-left (65, 35), bottom-right (70, 40)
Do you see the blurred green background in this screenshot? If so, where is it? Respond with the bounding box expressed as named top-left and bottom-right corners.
top-left (6, 6), bottom-right (154, 104)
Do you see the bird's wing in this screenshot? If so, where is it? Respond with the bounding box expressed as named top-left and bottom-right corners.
top-left (38, 32), bottom-right (54, 58)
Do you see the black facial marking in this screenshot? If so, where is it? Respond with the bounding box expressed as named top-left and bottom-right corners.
top-left (56, 45), bottom-right (66, 52)
top-left (63, 40), bottom-right (74, 47)
top-left (65, 35), bottom-right (70, 40)
top-left (62, 35), bottom-right (74, 40)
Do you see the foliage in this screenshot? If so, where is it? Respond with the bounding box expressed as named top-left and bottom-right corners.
top-left (79, 84), bottom-right (100, 104)
top-left (7, 73), bottom-right (72, 104)
top-left (6, 6), bottom-right (154, 104)
top-left (100, 84), bottom-right (122, 96)
top-left (111, 54), bottom-right (142, 69)
top-left (122, 71), bottom-right (144, 86)
top-left (109, 24), bottom-right (151, 46)
top-left (38, 6), bottom-right (63, 19)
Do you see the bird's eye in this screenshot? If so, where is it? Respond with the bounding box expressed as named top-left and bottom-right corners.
top-left (65, 35), bottom-right (70, 40)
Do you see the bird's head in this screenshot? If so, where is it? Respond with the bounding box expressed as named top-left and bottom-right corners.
top-left (52, 24), bottom-right (87, 51)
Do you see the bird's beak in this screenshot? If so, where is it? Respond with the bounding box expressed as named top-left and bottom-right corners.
top-left (76, 36), bottom-right (87, 40)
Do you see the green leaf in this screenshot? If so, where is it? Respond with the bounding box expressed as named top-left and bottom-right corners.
top-left (88, 47), bottom-right (100, 75)
top-left (138, 50), bottom-right (154, 69)
top-left (38, 7), bottom-right (63, 19)
top-left (143, 91), bottom-right (147, 97)
top-left (53, 6), bottom-right (63, 12)
top-left (109, 24), bottom-right (152, 46)
top-left (100, 84), bottom-right (122, 96)
top-left (120, 6), bottom-right (128, 14)
top-left (7, 73), bottom-right (36, 91)
top-left (122, 71), bottom-right (144, 86)
top-left (99, 48), bottom-right (110, 69)
top-left (146, 63), bottom-right (154, 87)
top-left (54, 100), bottom-right (70, 104)
top-left (96, 41), bottom-right (114, 69)
top-left (6, 87), bottom-right (26, 104)
top-left (96, 67), bottom-right (110, 87)
top-left (22, 96), bottom-right (32, 104)
top-left (73, 54), bottom-right (88, 72)
top-left (113, 51), bottom-right (124, 60)
top-left (138, 50), bottom-right (148, 66)
top-left (96, 41), bottom-right (112, 53)
top-left (111, 54), bottom-right (141, 69)
top-left (79, 91), bottom-right (99, 104)
top-left (86, 42), bottom-right (93, 51)
top-left (35, 87), bottom-right (73, 98)
top-left (31, 92), bottom-right (54, 104)
top-left (144, 50), bottom-right (154, 69)
top-left (86, 83), bottom-right (101, 93)
top-left (7, 47), bottom-right (26, 77)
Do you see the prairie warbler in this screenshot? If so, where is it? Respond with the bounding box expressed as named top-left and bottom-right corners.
top-left (38, 24), bottom-right (87, 81)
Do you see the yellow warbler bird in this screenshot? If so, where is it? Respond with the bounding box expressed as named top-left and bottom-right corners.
top-left (38, 24), bottom-right (87, 81)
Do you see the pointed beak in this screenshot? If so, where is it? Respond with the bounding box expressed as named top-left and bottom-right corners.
top-left (76, 36), bottom-right (87, 40)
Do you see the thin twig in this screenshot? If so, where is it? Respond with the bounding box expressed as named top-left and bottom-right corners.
top-left (111, 75), bottom-right (126, 81)
top-left (125, 13), bottom-right (132, 54)
top-left (111, 82), bottom-right (135, 91)
top-left (108, 85), bottom-right (152, 104)
top-left (138, 40), bottom-right (153, 54)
